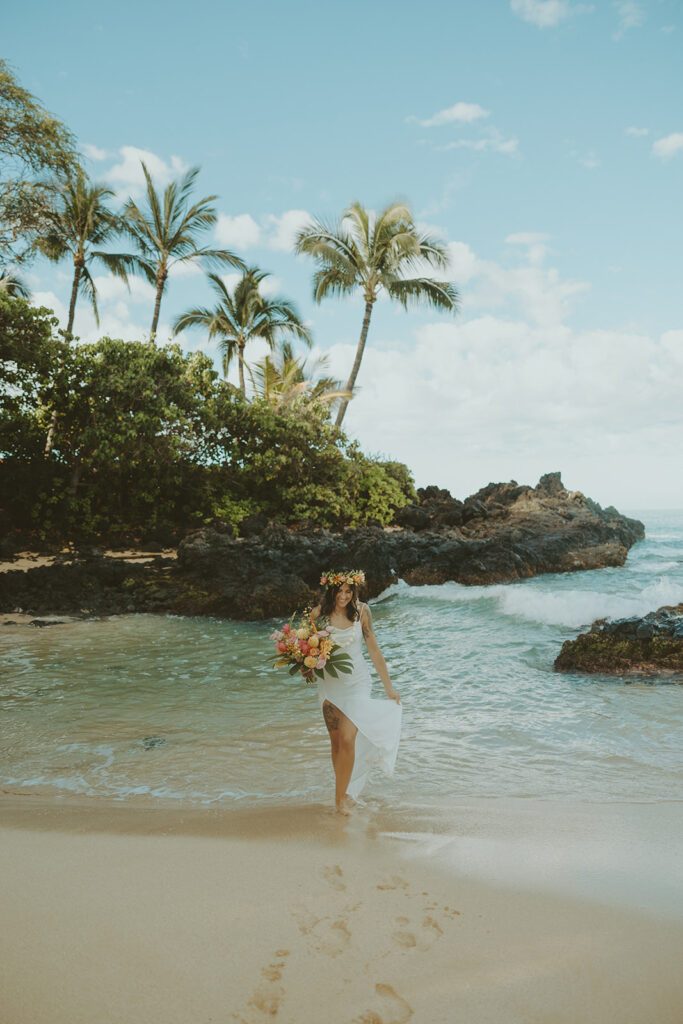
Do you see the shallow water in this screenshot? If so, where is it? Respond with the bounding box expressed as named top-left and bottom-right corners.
top-left (1, 510), bottom-right (682, 809)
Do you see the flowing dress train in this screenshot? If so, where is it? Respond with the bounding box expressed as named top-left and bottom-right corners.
top-left (317, 613), bottom-right (402, 800)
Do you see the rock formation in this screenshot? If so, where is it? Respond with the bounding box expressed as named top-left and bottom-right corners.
top-left (554, 603), bottom-right (683, 677)
top-left (0, 472), bottom-right (645, 622)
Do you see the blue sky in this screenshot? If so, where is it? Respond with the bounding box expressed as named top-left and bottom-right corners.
top-left (6, 0), bottom-right (683, 508)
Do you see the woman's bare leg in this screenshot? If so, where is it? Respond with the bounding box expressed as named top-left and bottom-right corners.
top-left (323, 700), bottom-right (340, 771)
top-left (322, 700), bottom-right (357, 813)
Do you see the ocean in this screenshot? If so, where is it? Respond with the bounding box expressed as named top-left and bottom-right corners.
top-left (2, 510), bottom-right (683, 914)
top-left (2, 509), bottom-right (682, 809)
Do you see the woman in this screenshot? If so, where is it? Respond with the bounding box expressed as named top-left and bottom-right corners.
top-left (311, 569), bottom-right (401, 815)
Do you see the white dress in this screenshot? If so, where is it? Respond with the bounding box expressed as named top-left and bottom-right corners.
top-left (317, 608), bottom-right (402, 800)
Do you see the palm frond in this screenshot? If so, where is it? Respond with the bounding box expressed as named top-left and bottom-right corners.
top-left (312, 266), bottom-right (357, 302)
top-left (386, 277), bottom-right (460, 312)
top-left (96, 250), bottom-right (156, 286)
top-left (78, 265), bottom-right (100, 325)
top-left (0, 268), bottom-right (31, 299)
top-left (172, 305), bottom-right (216, 335)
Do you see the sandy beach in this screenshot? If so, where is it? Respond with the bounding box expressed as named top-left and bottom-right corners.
top-left (1, 795), bottom-right (682, 1024)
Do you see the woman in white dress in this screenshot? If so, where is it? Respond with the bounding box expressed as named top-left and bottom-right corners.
top-left (311, 569), bottom-right (402, 815)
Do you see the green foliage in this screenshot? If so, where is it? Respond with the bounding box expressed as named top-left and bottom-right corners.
top-left (295, 199), bottom-right (460, 426)
top-left (248, 339), bottom-right (350, 413)
top-left (376, 459), bottom-right (418, 504)
top-left (174, 268), bottom-right (311, 394)
top-left (0, 297), bottom-right (415, 542)
top-left (105, 162), bottom-right (245, 341)
top-left (0, 59), bottom-right (80, 263)
top-left (36, 168), bottom-right (127, 332)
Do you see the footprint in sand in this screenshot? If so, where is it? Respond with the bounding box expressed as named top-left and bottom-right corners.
top-left (391, 914), bottom-right (444, 953)
top-left (322, 864), bottom-right (346, 891)
top-left (354, 983), bottom-right (413, 1024)
top-left (376, 875), bottom-right (409, 892)
top-left (292, 906), bottom-right (351, 958)
top-left (443, 905), bottom-right (461, 918)
top-left (232, 951), bottom-right (290, 1023)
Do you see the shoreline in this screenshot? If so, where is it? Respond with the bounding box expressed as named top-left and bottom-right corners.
top-left (2, 793), bottom-right (683, 1024)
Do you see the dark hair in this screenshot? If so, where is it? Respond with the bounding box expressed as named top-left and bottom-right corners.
top-left (320, 578), bottom-right (361, 622)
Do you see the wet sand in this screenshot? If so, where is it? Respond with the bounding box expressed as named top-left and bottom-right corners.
top-left (1, 794), bottom-right (682, 1024)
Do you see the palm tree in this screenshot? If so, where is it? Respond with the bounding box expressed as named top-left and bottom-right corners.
top-left (173, 267), bottom-right (312, 394)
top-left (37, 168), bottom-right (127, 333)
top-left (0, 268), bottom-right (30, 299)
top-left (248, 339), bottom-right (352, 413)
top-left (104, 162), bottom-right (245, 343)
top-left (295, 200), bottom-right (459, 427)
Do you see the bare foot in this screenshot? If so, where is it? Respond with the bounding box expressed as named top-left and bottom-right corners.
top-left (335, 800), bottom-right (352, 816)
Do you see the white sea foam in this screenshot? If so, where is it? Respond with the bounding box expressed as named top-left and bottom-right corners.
top-left (497, 579), bottom-right (683, 628)
top-left (385, 576), bottom-right (683, 628)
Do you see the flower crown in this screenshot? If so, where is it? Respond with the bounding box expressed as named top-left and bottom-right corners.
top-left (319, 569), bottom-right (366, 589)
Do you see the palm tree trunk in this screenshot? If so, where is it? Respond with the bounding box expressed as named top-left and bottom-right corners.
top-left (150, 267), bottom-right (167, 343)
top-left (238, 341), bottom-right (246, 395)
top-left (45, 261), bottom-right (83, 457)
top-left (66, 256), bottom-right (83, 335)
top-left (44, 408), bottom-right (58, 457)
top-left (335, 297), bottom-right (374, 428)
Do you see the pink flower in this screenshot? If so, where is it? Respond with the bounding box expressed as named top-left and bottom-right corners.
top-left (270, 630), bottom-right (281, 641)
top-left (276, 641), bottom-right (288, 653)
top-left (316, 656), bottom-right (325, 669)
top-left (282, 623), bottom-right (291, 634)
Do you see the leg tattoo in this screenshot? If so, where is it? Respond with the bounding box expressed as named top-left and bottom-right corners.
top-left (323, 701), bottom-right (340, 732)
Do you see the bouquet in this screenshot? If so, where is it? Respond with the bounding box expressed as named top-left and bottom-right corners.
top-left (270, 609), bottom-right (353, 684)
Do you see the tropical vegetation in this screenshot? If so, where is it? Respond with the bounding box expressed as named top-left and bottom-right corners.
top-left (173, 268), bottom-right (311, 393)
top-left (0, 59), bottom-right (79, 264)
top-left (295, 200), bottom-right (459, 426)
top-left (0, 64), bottom-right (461, 547)
top-left (247, 340), bottom-right (351, 413)
top-left (37, 168), bottom-right (127, 333)
top-left (103, 162), bottom-right (245, 342)
top-left (0, 295), bottom-right (415, 543)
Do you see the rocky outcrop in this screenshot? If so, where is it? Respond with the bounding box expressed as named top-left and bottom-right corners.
top-left (0, 473), bottom-right (645, 622)
top-left (554, 604), bottom-right (683, 677)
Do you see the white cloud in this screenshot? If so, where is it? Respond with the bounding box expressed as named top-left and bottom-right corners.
top-left (214, 209), bottom-right (313, 252)
top-left (264, 209), bottom-right (313, 251)
top-left (168, 260), bottom-right (203, 279)
top-left (33, 287), bottom-right (165, 346)
top-left (32, 290), bottom-right (68, 324)
top-left (505, 232), bottom-right (550, 266)
top-left (438, 132), bottom-right (519, 156)
top-left (82, 143), bottom-right (108, 161)
top-left (215, 213), bottom-right (262, 249)
top-left (446, 236), bottom-right (589, 327)
top-left (510, 0), bottom-right (593, 28)
top-left (104, 146), bottom-right (190, 197)
top-left (91, 275), bottom-right (155, 305)
top-left (612, 1), bottom-right (645, 39)
top-left (661, 24), bottom-right (675, 34)
top-left (626, 126), bottom-right (649, 137)
top-left (652, 132), bottom-right (683, 159)
top-left (325, 313), bottom-right (683, 506)
top-left (414, 102), bottom-right (490, 128)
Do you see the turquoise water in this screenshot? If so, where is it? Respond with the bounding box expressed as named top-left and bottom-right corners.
top-left (1, 510), bottom-right (682, 809)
